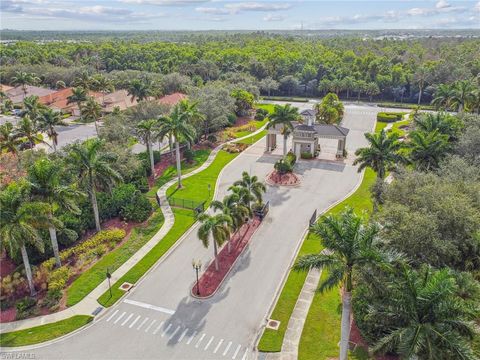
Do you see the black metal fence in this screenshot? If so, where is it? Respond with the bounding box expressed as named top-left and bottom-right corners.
top-left (168, 196), bottom-right (205, 213)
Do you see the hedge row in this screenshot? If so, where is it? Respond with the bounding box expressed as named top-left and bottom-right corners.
top-left (376, 111), bottom-right (406, 123)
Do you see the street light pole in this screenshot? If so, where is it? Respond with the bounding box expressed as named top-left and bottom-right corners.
top-left (106, 267), bottom-right (112, 298)
top-left (192, 259), bottom-right (202, 296)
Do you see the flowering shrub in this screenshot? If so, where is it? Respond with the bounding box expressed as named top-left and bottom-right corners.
top-left (47, 266), bottom-right (71, 292)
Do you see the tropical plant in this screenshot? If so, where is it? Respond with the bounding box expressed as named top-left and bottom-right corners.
top-left (22, 95), bottom-right (43, 124)
top-left (231, 171), bottom-right (266, 209)
top-left (90, 75), bottom-right (114, 105)
top-left (414, 112), bottom-right (462, 141)
top-left (353, 129), bottom-right (406, 179)
top-left (450, 80), bottom-right (476, 113)
top-left (0, 181), bottom-right (48, 296)
top-left (294, 208), bottom-right (389, 360)
top-left (68, 138), bottom-right (122, 231)
top-left (72, 71), bottom-right (92, 90)
top-left (67, 87), bottom-right (88, 117)
top-left (37, 108), bottom-right (68, 151)
top-left (408, 130), bottom-right (450, 171)
top-left (267, 104), bottom-right (300, 156)
top-left (81, 97), bottom-right (102, 134)
top-left (28, 158), bottom-right (83, 267)
top-left (0, 122), bottom-right (22, 155)
top-left (197, 213), bottom-right (233, 271)
top-left (11, 71), bottom-right (40, 97)
top-left (127, 79), bottom-right (152, 102)
top-left (431, 83), bottom-right (455, 110)
top-left (315, 92), bottom-right (345, 124)
top-left (15, 116), bottom-right (45, 149)
top-left (135, 119), bottom-right (159, 178)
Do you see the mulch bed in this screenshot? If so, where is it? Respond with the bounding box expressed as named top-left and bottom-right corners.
top-left (266, 171), bottom-right (301, 186)
top-left (192, 218), bottom-right (261, 298)
top-left (0, 252), bottom-right (17, 278)
top-left (350, 316), bottom-right (398, 360)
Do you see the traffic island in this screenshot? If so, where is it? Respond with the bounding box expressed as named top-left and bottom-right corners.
top-left (191, 217), bottom-right (262, 299)
top-left (266, 170), bottom-right (301, 187)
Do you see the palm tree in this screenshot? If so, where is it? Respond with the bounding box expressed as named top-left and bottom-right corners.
top-left (0, 122), bottom-right (22, 155)
top-left (267, 104), bottom-right (300, 156)
top-left (81, 97), bottom-right (102, 134)
top-left (72, 71), bottom-right (92, 90)
top-left (197, 213), bottom-right (233, 271)
top-left (15, 116), bottom-right (45, 149)
top-left (450, 80), bottom-right (476, 113)
top-left (37, 108), bottom-right (68, 151)
top-left (371, 265), bottom-right (478, 360)
top-left (294, 208), bottom-right (386, 360)
top-left (127, 79), bottom-right (151, 102)
top-left (11, 72), bottom-right (40, 98)
top-left (176, 99), bottom-right (205, 146)
top-left (0, 181), bottom-right (48, 296)
top-left (67, 87), bottom-right (88, 118)
top-left (353, 129), bottom-right (406, 179)
top-left (22, 95), bottom-right (43, 124)
top-left (136, 119), bottom-right (159, 178)
top-left (28, 158), bottom-right (83, 268)
top-left (431, 83), bottom-right (455, 110)
top-left (414, 112), bottom-right (461, 141)
top-left (68, 138), bottom-right (122, 232)
top-left (408, 130), bottom-right (450, 171)
top-left (231, 171), bottom-right (266, 209)
top-left (158, 103), bottom-right (196, 188)
top-left (91, 75), bottom-right (114, 106)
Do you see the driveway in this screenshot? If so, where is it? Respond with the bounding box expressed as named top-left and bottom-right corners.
top-left (4, 105), bottom-right (376, 360)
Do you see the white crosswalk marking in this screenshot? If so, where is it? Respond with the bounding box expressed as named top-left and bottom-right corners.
top-left (153, 321), bottom-right (164, 335)
top-left (232, 344), bottom-right (241, 359)
top-left (145, 319), bottom-right (156, 333)
top-left (204, 336), bottom-right (214, 351)
top-left (223, 341), bottom-right (232, 356)
top-left (106, 310), bottom-right (119, 322)
top-left (129, 315), bottom-right (141, 328)
top-left (195, 333), bottom-right (206, 348)
top-left (241, 347), bottom-right (248, 360)
top-left (213, 339), bottom-right (224, 354)
top-left (121, 313), bottom-right (133, 326)
top-left (186, 331), bottom-right (197, 345)
top-left (161, 323), bottom-right (172, 337)
top-left (178, 328), bottom-right (188, 343)
top-left (169, 325), bottom-right (181, 340)
top-left (114, 312), bottom-right (126, 324)
top-left (137, 317), bottom-right (149, 330)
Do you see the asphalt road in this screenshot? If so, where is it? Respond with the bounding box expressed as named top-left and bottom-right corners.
top-left (3, 105), bottom-right (377, 360)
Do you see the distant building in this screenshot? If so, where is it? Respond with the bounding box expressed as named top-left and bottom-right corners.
top-left (6, 85), bottom-right (56, 104)
top-left (101, 89), bottom-right (138, 113)
top-left (158, 92), bottom-right (187, 107)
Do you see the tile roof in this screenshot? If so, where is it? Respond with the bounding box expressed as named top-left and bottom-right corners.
top-left (6, 85), bottom-right (56, 104)
top-left (158, 92), bottom-right (186, 106)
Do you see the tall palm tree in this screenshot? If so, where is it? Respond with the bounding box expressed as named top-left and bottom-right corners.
top-left (267, 104), bottom-right (300, 156)
top-left (68, 138), bottom-right (122, 232)
top-left (414, 112), bottom-right (461, 141)
top-left (91, 75), bottom-right (114, 106)
top-left (72, 71), bottom-right (92, 90)
top-left (37, 108), bottom-right (68, 151)
top-left (127, 79), bottom-right (151, 102)
top-left (28, 158), bottom-right (83, 268)
top-left (408, 130), bottom-right (450, 171)
top-left (197, 213), bottom-right (233, 271)
top-left (231, 171), bottom-right (266, 209)
top-left (176, 99), bottom-right (205, 146)
top-left (11, 71), bottom-right (40, 98)
top-left (0, 181), bottom-right (48, 296)
top-left (158, 103), bottom-right (196, 188)
top-left (136, 119), bottom-right (159, 178)
top-left (294, 208), bottom-right (387, 360)
top-left (450, 80), bottom-right (476, 113)
top-left (371, 265), bottom-right (478, 360)
top-left (81, 97), bottom-right (102, 134)
top-left (353, 129), bottom-right (406, 179)
top-left (67, 87), bottom-right (88, 118)
top-left (15, 116), bottom-right (45, 149)
top-left (22, 95), bottom-right (43, 125)
top-left (431, 83), bottom-right (455, 110)
top-left (0, 122), bottom-right (22, 155)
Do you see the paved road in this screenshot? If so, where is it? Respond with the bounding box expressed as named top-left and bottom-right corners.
top-left (3, 105), bottom-right (376, 360)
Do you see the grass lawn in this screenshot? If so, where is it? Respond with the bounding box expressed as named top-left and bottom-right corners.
top-left (0, 315), bottom-right (92, 347)
top-left (98, 150), bottom-right (240, 307)
top-left (236, 130), bottom-right (267, 145)
top-left (388, 118), bottom-right (410, 137)
top-left (256, 103), bottom-right (275, 113)
top-left (374, 121), bottom-right (388, 132)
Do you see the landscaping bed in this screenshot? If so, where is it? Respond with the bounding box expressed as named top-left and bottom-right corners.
top-left (266, 170), bottom-right (301, 187)
top-left (192, 218), bottom-right (261, 298)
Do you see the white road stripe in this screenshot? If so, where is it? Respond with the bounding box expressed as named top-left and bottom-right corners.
top-left (223, 341), bottom-right (232, 356)
top-left (106, 310), bottom-right (119, 322)
top-left (161, 323), bottom-right (172, 337)
top-left (123, 299), bottom-right (175, 315)
top-left (129, 315), bottom-right (141, 328)
top-left (204, 336), bottom-right (214, 351)
top-left (121, 313), bottom-right (133, 326)
top-left (169, 325), bottom-right (181, 340)
top-left (241, 348), bottom-right (248, 360)
top-left (145, 319), bottom-right (156, 333)
top-left (114, 312), bottom-right (126, 324)
top-left (213, 339), bottom-right (224, 354)
top-left (137, 317), bottom-right (149, 330)
top-left (232, 344), bottom-right (241, 359)
top-left (178, 328), bottom-right (188, 343)
top-left (195, 333), bottom-right (206, 348)
top-left (153, 321), bottom-right (164, 335)
top-left (186, 331), bottom-right (197, 345)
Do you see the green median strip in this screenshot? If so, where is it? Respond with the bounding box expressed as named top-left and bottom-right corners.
top-left (97, 150), bottom-right (240, 307)
top-left (0, 315), bottom-right (93, 347)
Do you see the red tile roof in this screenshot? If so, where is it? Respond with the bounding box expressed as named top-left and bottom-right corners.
top-left (158, 92), bottom-right (186, 106)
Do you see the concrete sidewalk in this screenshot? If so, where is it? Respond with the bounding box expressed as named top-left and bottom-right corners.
top-left (0, 126), bottom-right (266, 334)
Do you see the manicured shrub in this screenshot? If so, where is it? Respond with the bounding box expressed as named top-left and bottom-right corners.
top-left (97, 192), bottom-right (117, 221)
top-left (285, 151), bottom-right (296, 166)
top-left (274, 159), bottom-right (293, 174)
top-left (16, 297), bottom-right (37, 319)
top-left (227, 113), bottom-right (237, 125)
top-left (301, 152), bottom-right (313, 159)
top-left (47, 266), bottom-right (71, 292)
top-left (377, 111), bottom-right (405, 122)
top-left (255, 108), bottom-right (268, 121)
top-left (120, 195), bottom-right (153, 222)
top-left (111, 184), bottom-right (137, 215)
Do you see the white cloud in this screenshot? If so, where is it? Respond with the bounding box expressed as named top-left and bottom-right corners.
top-left (195, 6), bottom-right (231, 15)
top-left (407, 0), bottom-right (466, 17)
top-left (475, 1), bottom-right (480, 12)
top-left (120, 0), bottom-right (209, 5)
top-left (225, 2), bottom-right (291, 12)
top-left (263, 13), bottom-right (285, 21)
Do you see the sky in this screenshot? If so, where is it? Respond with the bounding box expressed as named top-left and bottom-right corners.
top-left (0, 0), bottom-right (479, 31)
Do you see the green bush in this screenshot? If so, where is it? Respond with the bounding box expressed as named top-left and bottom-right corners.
top-left (227, 113), bottom-right (237, 125)
top-left (301, 152), bottom-right (313, 159)
top-left (255, 108), bottom-right (268, 121)
top-left (377, 111), bottom-right (405, 123)
top-left (111, 184), bottom-right (137, 215)
top-left (120, 195), bottom-right (152, 222)
top-left (207, 134), bottom-right (217, 143)
top-left (274, 159), bottom-right (293, 174)
top-left (47, 266), bottom-right (71, 292)
top-left (16, 297), bottom-right (37, 319)
top-left (285, 152), bottom-right (296, 166)
top-left (183, 148), bottom-right (195, 163)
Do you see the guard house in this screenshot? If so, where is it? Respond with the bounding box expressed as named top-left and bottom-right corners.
top-left (266, 108), bottom-right (349, 158)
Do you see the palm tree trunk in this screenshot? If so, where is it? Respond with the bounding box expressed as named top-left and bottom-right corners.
top-left (48, 225), bottom-right (61, 268)
top-left (52, 138), bottom-right (57, 152)
top-left (175, 141), bottom-right (182, 188)
top-left (148, 139), bottom-right (155, 179)
top-left (94, 121), bottom-right (99, 136)
top-left (213, 241), bottom-right (219, 271)
top-left (283, 134), bottom-right (288, 157)
top-left (90, 187), bottom-right (101, 232)
top-left (339, 291), bottom-right (352, 360)
top-left (20, 244), bottom-right (36, 297)
top-left (417, 87), bottom-right (423, 105)
top-left (169, 134), bottom-right (174, 159)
